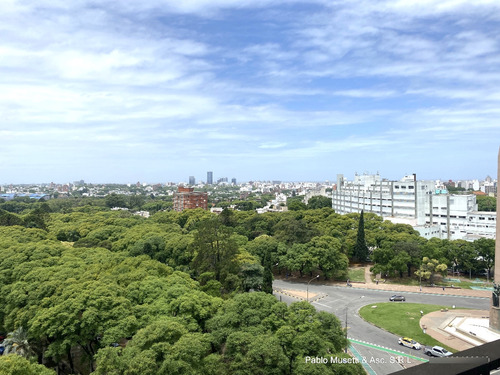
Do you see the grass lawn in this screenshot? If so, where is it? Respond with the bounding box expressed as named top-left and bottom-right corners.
top-left (381, 276), bottom-right (492, 290)
top-left (348, 267), bottom-right (366, 282)
top-left (359, 302), bottom-right (459, 352)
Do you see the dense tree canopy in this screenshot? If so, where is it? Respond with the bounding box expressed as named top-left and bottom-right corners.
top-left (0, 199), bottom-right (494, 374)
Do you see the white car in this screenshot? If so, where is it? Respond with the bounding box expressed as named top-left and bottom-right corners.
top-left (398, 337), bottom-right (421, 350)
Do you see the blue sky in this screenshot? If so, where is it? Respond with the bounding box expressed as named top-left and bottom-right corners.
top-left (1, 0), bottom-right (499, 184)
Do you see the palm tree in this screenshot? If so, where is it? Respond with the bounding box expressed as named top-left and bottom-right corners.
top-left (3, 326), bottom-right (34, 358)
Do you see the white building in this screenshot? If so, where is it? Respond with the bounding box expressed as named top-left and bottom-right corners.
top-left (332, 173), bottom-right (496, 241)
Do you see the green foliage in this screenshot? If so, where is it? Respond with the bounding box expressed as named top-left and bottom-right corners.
top-left (3, 327), bottom-right (34, 358)
top-left (306, 196), bottom-right (332, 210)
top-left (273, 215), bottom-right (316, 246)
top-left (476, 195), bottom-right (496, 211)
top-left (190, 218), bottom-right (239, 285)
top-left (415, 257), bottom-right (447, 284)
top-left (105, 193), bottom-right (128, 208)
top-left (22, 208), bottom-right (48, 231)
top-left (474, 238), bottom-right (495, 279)
top-left (0, 354), bottom-right (56, 375)
top-left (206, 293), bottom-right (353, 373)
top-left (287, 198), bottom-right (307, 211)
top-left (262, 250), bottom-right (273, 294)
top-left (352, 211), bottom-right (369, 262)
top-left (0, 209), bottom-right (24, 226)
top-left (0, 202), bottom-right (491, 374)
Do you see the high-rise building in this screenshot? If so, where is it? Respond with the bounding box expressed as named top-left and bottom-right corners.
top-left (189, 176), bottom-right (195, 185)
top-left (207, 171), bottom-right (213, 185)
top-left (231, 178), bottom-right (237, 185)
top-left (173, 186), bottom-right (208, 212)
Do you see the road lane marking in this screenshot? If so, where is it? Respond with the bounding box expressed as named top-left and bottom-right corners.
top-left (349, 338), bottom-right (428, 362)
top-left (349, 344), bottom-right (377, 375)
top-left (312, 301), bottom-right (334, 309)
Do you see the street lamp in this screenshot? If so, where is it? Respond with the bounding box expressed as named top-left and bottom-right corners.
top-left (306, 275), bottom-right (320, 302)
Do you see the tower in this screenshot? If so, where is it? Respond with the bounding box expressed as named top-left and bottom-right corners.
top-left (207, 171), bottom-right (213, 185)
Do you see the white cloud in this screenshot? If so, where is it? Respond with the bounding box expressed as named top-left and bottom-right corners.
top-left (1, 0), bottom-right (499, 182)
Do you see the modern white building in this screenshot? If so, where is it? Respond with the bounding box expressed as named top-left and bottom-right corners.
top-left (332, 173), bottom-right (496, 241)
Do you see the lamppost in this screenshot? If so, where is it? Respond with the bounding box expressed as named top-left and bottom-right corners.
top-left (345, 296), bottom-right (364, 353)
top-left (306, 275), bottom-right (319, 302)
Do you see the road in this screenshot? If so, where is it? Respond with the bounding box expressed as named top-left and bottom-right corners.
top-left (273, 279), bottom-right (490, 375)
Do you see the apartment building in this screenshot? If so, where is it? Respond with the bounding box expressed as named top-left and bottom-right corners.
top-left (172, 186), bottom-right (208, 212)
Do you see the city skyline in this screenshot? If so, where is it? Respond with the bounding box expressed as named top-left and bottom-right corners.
top-left (1, 1), bottom-right (500, 184)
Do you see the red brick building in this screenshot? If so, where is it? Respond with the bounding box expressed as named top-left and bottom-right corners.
top-left (173, 186), bottom-right (208, 212)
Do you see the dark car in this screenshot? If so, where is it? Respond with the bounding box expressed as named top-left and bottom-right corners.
top-left (389, 295), bottom-right (405, 301)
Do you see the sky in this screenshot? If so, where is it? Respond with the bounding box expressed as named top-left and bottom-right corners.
top-left (1, 0), bottom-right (500, 184)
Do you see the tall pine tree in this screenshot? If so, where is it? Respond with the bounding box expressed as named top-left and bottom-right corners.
top-left (353, 210), bottom-right (369, 263)
top-left (262, 250), bottom-right (273, 294)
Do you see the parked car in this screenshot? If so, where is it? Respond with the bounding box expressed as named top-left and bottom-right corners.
top-left (398, 337), bottom-right (421, 350)
top-left (424, 345), bottom-right (452, 357)
top-left (389, 295), bottom-right (405, 301)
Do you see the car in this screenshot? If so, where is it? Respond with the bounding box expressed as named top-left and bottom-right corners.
top-left (389, 295), bottom-right (405, 301)
top-left (398, 337), bottom-right (421, 350)
top-left (424, 345), bottom-right (452, 357)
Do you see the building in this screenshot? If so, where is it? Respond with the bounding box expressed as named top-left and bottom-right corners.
top-left (189, 176), bottom-right (195, 185)
top-left (172, 186), bottom-right (208, 212)
top-left (231, 178), bottom-right (237, 185)
top-left (207, 171), bottom-right (213, 185)
top-left (332, 173), bottom-right (496, 241)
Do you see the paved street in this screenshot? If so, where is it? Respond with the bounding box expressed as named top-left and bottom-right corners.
top-left (273, 279), bottom-right (490, 375)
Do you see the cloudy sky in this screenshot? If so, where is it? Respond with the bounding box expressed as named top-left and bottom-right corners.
top-left (1, 0), bottom-right (499, 184)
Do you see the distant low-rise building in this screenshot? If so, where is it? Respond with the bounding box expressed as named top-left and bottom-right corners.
top-left (173, 186), bottom-right (208, 212)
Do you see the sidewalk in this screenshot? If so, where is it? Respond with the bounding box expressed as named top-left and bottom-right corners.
top-left (420, 309), bottom-right (493, 351)
top-left (346, 266), bottom-right (490, 298)
top-left (346, 281), bottom-right (490, 298)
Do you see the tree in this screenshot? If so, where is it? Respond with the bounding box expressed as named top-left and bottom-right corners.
top-left (307, 196), bottom-right (332, 210)
top-left (287, 200), bottom-right (306, 211)
top-left (262, 250), bottom-right (274, 294)
top-left (219, 208), bottom-right (236, 227)
top-left (352, 211), bottom-right (369, 263)
top-left (476, 195), bottom-right (496, 211)
top-left (474, 238), bottom-right (495, 280)
top-left (0, 209), bottom-right (24, 226)
top-left (191, 218), bottom-right (239, 283)
top-left (307, 236), bottom-right (348, 279)
top-left (23, 208), bottom-right (48, 231)
top-left (129, 195), bottom-right (146, 210)
top-left (273, 216), bottom-right (316, 246)
top-left (105, 193), bottom-right (128, 208)
top-left (3, 327), bottom-right (34, 358)
top-left (0, 354), bottom-right (55, 375)
top-left (415, 257), bottom-right (447, 285)
top-left (445, 240), bottom-right (474, 277)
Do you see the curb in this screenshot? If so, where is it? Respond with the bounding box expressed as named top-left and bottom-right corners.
top-left (273, 287), bottom-right (328, 302)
